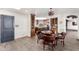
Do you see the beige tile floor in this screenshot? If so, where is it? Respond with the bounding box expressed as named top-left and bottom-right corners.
top-left (0, 31), bottom-right (79, 51)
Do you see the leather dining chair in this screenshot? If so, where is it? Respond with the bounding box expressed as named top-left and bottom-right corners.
top-left (43, 34), bottom-right (56, 50)
top-left (56, 32), bottom-right (66, 47)
top-left (36, 30), bottom-right (44, 43)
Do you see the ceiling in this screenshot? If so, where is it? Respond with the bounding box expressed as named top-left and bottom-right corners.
top-left (20, 8), bottom-right (79, 17)
top-left (1, 8), bottom-right (79, 17)
top-left (20, 8), bottom-right (50, 17)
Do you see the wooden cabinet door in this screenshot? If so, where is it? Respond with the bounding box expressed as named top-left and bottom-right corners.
top-left (51, 17), bottom-right (58, 33)
top-left (31, 14), bottom-right (35, 37)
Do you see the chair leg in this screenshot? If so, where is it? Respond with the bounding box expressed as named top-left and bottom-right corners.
top-left (37, 39), bottom-right (39, 43)
top-left (37, 39), bottom-right (40, 43)
top-left (62, 41), bottom-right (64, 47)
top-left (43, 44), bottom-right (45, 50)
top-left (61, 40), bottom-right (64, 47)
top-left (52, 43), bottom-right (54, 50)
top-left (53, 41), bottom-right (56, 48)
top-left (56, 40), bottom-right (58, 46)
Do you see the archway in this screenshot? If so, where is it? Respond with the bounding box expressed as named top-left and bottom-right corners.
top-left (66, 15), bottom-right (78, 31)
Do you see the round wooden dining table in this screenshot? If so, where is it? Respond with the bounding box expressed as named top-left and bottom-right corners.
top-left (41, 30), bottom-right (52, 35)
top-left (41, 30), bottom-right (57, 50)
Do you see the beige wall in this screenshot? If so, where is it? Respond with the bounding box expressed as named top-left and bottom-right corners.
top-left (0, 9), bottom-right (31, 39)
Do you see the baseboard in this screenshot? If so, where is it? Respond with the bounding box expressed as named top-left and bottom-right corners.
top-left (67, 29), bottom-right (78, 31)
top-left (15, 36), bottom-right (31, 40)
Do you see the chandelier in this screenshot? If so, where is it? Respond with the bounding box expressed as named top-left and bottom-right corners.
top-left (48, 8), bottom-right (54, 16)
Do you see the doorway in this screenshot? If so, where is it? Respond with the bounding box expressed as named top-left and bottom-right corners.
top-left (66, 15), bottom-right (78, 31)
top-left (66, 15), bottom-right (78, 40)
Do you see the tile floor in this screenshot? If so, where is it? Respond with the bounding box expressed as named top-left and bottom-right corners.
top-left (0, 31), bottom-right (79, 51)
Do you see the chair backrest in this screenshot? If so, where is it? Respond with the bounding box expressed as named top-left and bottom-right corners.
top-left (36, 30), bottom-right (44, 39)
top-left (43, 36), bottom-right (51, 43)
top-left (51, 29), bottom-right (55, 34)
top-left (43, 35), bottom-right (55, 43)
top-left (61, 32), bottom-right (66, 39)
top-left (35, 27), bottom-right (39, 33)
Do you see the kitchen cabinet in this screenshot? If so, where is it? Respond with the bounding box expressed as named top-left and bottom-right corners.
top-left (51, 17), bottom-right (58, 34)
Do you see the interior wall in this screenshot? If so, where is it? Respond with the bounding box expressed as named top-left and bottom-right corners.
top-left (0, 9), bottom-right (31, 39)
top-left (56, 13), bottom-right (78, 33)
top-left (54, 14), bottom-right (66, 33)
top-left (77, 17), bottom-right (79, 39)
top-left (67, 19), bottom-right (78, 30)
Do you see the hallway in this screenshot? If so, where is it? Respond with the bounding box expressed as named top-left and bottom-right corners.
top-left (0, 31), bottom-right (79, 51)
